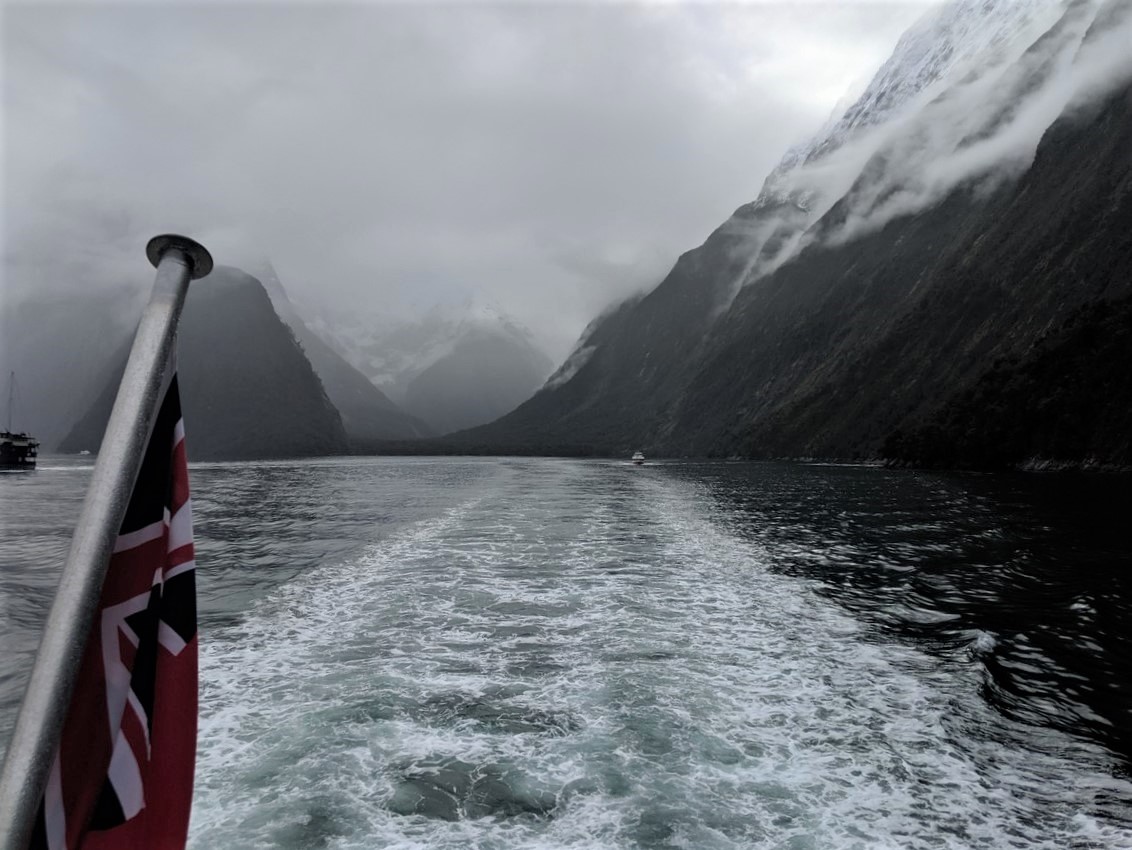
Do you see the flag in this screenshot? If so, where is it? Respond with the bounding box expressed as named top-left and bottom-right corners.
top-left (31, 373), bottom-right (197, 850)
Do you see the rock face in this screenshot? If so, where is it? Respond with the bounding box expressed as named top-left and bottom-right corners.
top-left (61, 266), bottom-right (350, 461)
top-left (459, 0), bottom-right (1132, 468)
top-left (257, 264), bottom-right (433, 443)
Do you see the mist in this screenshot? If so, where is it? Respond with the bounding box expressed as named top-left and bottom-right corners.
top-left (724, 0), bottom-right (1132, 287)
top-left (1, 1), bottom-right (929, 363)
top-left (823, 0), bottom-right (1132, 245)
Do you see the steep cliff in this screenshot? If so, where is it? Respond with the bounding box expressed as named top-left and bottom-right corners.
top-left (680, 79), bottom-right (1132, 460)
top-left (61, 267), bottom-right (350, 461)
top-left (459, 0), bottom-right (1132, 467)
top-left (257, 264), bottom-right (434, 443)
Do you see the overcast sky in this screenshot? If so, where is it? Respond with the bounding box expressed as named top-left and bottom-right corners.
top-left (2, 0), bottom-right (935, 359)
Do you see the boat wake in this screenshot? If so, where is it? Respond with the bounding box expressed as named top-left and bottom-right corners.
top-left (190, 461), bottom-right (1132, 849)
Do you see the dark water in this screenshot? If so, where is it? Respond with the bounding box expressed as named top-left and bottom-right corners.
top-left (1, 456), bottom-right (1130, 849)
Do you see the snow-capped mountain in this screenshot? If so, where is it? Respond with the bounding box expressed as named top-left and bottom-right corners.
top-left (300, 299), bottom-right (555, 435)
top-left (721, 0), bottom-right (1074, 297)
top-left (458, 0), bottom-right (1132, 468)
top-left (795, 0), bottom-right (1059, 166)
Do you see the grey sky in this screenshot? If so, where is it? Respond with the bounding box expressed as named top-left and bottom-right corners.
top-left (2, 1), bottom-right (933, 359)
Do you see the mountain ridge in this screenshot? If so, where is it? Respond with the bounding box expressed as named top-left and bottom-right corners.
top-left (61, 266), bottom-right (352, 461)
top-left (300, 299), bottom-right (554, 435)
top-left (257, 263), bottom-right (435, 443)
top-left (452, 0), bottom-right (1132, 469)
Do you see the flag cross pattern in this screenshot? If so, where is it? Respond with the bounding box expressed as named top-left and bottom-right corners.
top-left (31, 374), bottom-right (197, 850)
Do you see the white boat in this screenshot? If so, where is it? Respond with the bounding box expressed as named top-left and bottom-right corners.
top-left (631, 451), bottom-right (645, 465)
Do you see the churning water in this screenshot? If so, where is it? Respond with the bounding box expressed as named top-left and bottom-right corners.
top-left (1, 457), bottom-right (1130, 849)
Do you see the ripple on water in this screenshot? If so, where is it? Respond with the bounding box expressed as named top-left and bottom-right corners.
top-left (188, 461), bottom-right (1132, 850)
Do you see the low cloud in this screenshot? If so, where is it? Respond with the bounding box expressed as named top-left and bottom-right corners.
top-left (1, 2), bottom-right (925, 362)
top-left (825, 0), bottom-right (1132, 244)
top-left (731, 0), bottom-right (1132, 278)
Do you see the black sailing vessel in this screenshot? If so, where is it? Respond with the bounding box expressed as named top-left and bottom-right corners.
top-left (1, 372), bottom-right (38, 470)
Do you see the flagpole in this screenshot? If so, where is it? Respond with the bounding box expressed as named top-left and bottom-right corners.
top-left (0, 235), bottom-right (212, 850)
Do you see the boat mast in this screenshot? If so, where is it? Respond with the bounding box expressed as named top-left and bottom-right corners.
top-left (6, 371), bottom-right (12, 433)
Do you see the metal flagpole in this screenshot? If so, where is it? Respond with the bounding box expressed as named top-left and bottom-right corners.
top-left (0, 235), bottom-right (212, 850)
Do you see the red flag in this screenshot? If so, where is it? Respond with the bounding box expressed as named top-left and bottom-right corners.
top-left (31, 373), bottom-right (197, 850)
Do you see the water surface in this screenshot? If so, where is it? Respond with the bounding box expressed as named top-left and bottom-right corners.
top-left (1, 457), bottom-right (1129, 849)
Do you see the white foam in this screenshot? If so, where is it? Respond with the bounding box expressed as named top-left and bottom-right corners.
top-left (969, 629), bottom-right (998, 655)
top-left (189, 460), bottom-right (1132, 850)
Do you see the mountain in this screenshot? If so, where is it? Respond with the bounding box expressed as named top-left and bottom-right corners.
top-left (304, 302), bottom-right (554, 435)
top-left (400, 311), bottom-right (555, 435)
top-left (61, 266), bottom-right (350, 460)
top-left (458, 0), bottom-right (1132, 469)
top-left (883, 294), bottom-right (1132, 469)
top-left (256, 264), bottom-right (434, 443)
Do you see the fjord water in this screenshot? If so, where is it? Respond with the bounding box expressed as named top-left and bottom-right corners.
top-left (1, 458), bottom-right (1130, 848)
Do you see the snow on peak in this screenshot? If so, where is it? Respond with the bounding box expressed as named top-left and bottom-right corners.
top-left (719, 0), bottom-right (1084, 299)
top-left (292, 296), bottom-right (548, 402)
top-left (756, 0), bottom-right (1066, 197)
top-left (803, 0), bottom-right (1062, 161)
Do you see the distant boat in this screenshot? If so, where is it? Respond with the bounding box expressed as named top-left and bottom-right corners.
top-left (1, 432), bottom-right (39, 469)
top-left (1, 372), bottom-right (38, 470)
top-left (631, 451), bottom-right (645, 465)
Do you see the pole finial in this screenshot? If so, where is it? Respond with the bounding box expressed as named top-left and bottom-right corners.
top-left (146, 234), bottom-right (213, 280)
